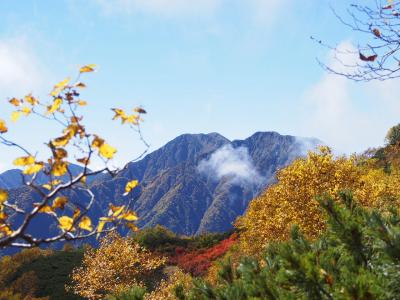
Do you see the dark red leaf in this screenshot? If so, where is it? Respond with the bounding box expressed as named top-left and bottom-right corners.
top-left (359, 53), bottom-right (378, 62)
top-left (372, 28), bottom-right (381, 38)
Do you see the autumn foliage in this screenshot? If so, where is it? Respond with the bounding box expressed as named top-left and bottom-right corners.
top-left (144, 268), bottom-right (193, 300)
top-left (170, 233), bottom-right (237, 276)
top-left (237, 146), bottom-right (400, 255)
top-left (70, 232), bottom-right (166, 299)
top-left (0, 65), bottom-right (143, 248)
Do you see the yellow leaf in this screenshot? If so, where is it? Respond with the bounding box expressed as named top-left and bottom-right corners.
top-left (24, 94), bottom-right (39, 105)
top-left (134, 107), bottom-right (147, 114)
top-left (54, 148), bottom-right (68, 160)
top-left (125, 114), bottom-right (139, 125)
top-left (55, 77), bottom-right (70, 89)
top-left (0, 189), bottom-right (8, 204)
top-left (109, 205), bottom-right (125, 217)
top-left (111, 108), bottom-right (139, 125)
top-left (77, 157), bottom-right (90, 165)
top-left (111, 108), bottom-right (127, 122)
top-left (80, 176), bottom-right (87, 184)
top-left (0, 224), bottom-right (13, 236)
top-left (64, 123), bottom-right (83, 138)
top-left (0, 119), bottom-right (8, 134)
top-left (37, 205), bottom-right (55, 214)
top-left (71, 116), bottom-right (83, 124)
top-left (96, 218), bottom-right (110, 237)
top-left (77, 100), bottom-right (87, 106)
top-left (75, 82), bottom-right (86, 88)
top-left (79, 64), bottom-right (96, 73)
top-left (42, 184), bottom-right (52, 190)
top-left (126, 223), bottom-right (139, 232)
top-left (99, 143), bottom-right (117, 159)
top-left (0, 211), bottom-right (8, 221)
top-left (20, 106), bottom-right (31, 116)
top-left (58, 216), bottom-right (74, 231)
top-left (47, 98), bottom-right (62, 114)
top-left (79, 216), bottom-right (93, 232)
top-left (53, 196), bottom-right (68, 209)
top-left (52, 134), bottom-right (72, 147)
top-left (9, 98), bottom-right (21, 106)
top-left (23, 163), bottom-right (43, 175)
top-left (120, 211), bottom-right (138, 221)
top-left (13, 156), bottom-right (35, 166)
top-left (123, 180), bottom-right (139, 196)
top-left (73, 208), bottom-right (81, 220)
top-left (91, 135), bottom-right (104, 148)
top-left (11, 111), bottom-right (21, 122)
top-left (52, 161), bottom-right (68, 177)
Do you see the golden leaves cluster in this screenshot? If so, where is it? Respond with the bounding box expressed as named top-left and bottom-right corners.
top-left (52, 181), bottom-right (140, 236)
top-left (91, 135), bottom-right (116, 160)
top-left (0, 64), bottom-right (144, 249)
top-left (70, 232), bottom-right (166, 300)
top-left (111, 107), bottom-right (146, 126)
top-left (0, 119), bottom-right (7, 134)
top-left (97, 203), bottom-right (139, 236)
top-left (7, 94), bottom-right (38, 122)
top-left (237, 146), bottom-right (400, 256)
top-left (0, 189), bottom-right (11, 238)
top-left (144, 268), bottom-right (193, 300)
top-left (13, 155), bottom-right (44, 175)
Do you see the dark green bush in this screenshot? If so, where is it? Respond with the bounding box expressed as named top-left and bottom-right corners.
top-left (132, 225), bottom-right (232, 254)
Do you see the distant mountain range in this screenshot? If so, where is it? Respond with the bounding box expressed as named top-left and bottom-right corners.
top-left (2, 132), bottom-right (321, 238)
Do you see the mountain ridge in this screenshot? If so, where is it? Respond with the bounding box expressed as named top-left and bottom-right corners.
top-left (2, 131), bottom-right (322, 238)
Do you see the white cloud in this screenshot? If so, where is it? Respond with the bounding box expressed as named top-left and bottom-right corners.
top-left (300, 40), bottom-right (400, 154)
top-left (0, 37), bottom-right (47, 98)
top-left (197, 144), bottom-right (265, 186)
top-left (0, 37), bottom-right (50, 172)
top-left (294, 136), bottom-right (322, 156)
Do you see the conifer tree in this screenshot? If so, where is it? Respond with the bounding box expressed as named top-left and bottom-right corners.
top-left (178, 192), bottom-right (400, 300)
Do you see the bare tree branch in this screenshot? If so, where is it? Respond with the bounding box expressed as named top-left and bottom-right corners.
top-left (317, 0), bottom-right (400, 81)
top-left (0, 66), bottom-right (145, 249)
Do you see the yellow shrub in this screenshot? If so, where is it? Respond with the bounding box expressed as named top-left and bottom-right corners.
top-left (237, 147), bottom-right (400, 255)
top-left (145, 267), bottom-right (192, 300)
top-left (69, 232), bottom-right (166, 300)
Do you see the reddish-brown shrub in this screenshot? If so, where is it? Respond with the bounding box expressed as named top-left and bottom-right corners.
top-left (170, 233), bottom-right (237, 276)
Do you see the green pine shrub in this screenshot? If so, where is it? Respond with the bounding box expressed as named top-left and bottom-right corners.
top-left (177, 192), bottom-right (400, 300)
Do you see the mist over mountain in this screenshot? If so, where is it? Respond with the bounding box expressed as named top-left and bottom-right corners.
top-left (2, 131), bottom-right (321, 238)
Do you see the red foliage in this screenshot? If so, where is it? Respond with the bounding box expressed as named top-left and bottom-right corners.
top-left (170, 233), bottom-right (237, 276)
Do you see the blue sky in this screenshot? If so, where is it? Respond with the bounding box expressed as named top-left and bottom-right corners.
top-left (0, 0), bottom-right (399, 171)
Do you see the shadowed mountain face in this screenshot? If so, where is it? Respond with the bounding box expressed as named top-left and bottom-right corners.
top-left (0, 169), bottom-right (23, 190)
top-left (2, 132), bottom-right (321, 238)
top-left (0, 164), bottom-right (89, 190)
top-left (89, 132), bottom-right (321, 235)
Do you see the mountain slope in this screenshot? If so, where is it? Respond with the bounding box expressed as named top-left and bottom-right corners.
top-left (3, 132), bottom-right (321, 238)
top-left (0, 169), bottom-right (23, 189)
top-left (90, 132), bottom-right (321, 235)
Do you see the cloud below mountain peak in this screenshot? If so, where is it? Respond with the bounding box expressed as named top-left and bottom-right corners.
top-left (197, 144), bottom-right (264, 186)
